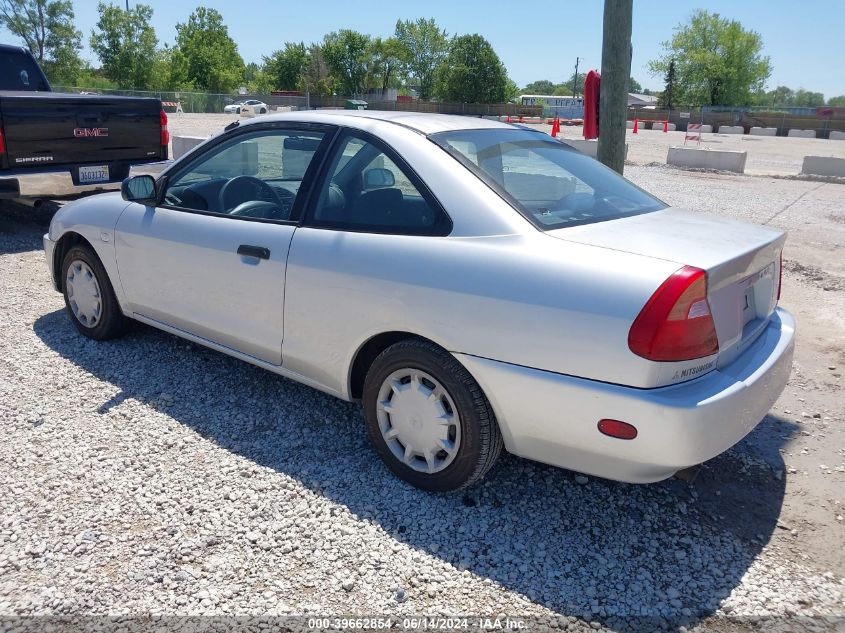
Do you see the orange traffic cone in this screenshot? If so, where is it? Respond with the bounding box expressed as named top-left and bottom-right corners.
top-left (632, 119), bottom-right (638, 134)
top-left (551, 116), bottom-right (560, 137)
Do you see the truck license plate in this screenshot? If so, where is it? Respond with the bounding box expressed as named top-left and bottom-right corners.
top-left (79, 165), bottom-right (109, 184)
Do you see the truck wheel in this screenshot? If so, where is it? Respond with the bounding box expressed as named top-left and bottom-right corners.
top-left (362, 339), bottom-right (503, 492)
top-left (61, 245), bottom-right (129, 340)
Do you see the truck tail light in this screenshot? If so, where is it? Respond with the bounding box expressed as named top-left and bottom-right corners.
top-left (160, 110), bottom-right (169, 147)
top-left (628, 265), bottom-right (719, 362)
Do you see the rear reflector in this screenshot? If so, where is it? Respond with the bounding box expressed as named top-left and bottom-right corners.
top-left (0, 125), bottom-right (5, 155)
top-left (160, 110), bottom-right (170, 147)
top-left (628, 265), bottom-right (719, 362)
top-left (598, 419), bottom-right (638, 440)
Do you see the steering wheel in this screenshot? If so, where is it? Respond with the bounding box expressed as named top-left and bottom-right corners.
top-left (219, 175), bottom-right (287, 215)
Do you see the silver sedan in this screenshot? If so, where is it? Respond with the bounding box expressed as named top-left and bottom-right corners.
top-left (43, 111), bottom-right (795, 491)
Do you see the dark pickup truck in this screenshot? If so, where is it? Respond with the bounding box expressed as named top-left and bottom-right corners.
top-left (0, 43), bottom-right (168, 198)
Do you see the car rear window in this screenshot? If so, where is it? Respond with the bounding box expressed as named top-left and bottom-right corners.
top-left (0, 49), bottom-right (50, 91)
top-left (430, 128), bottom-right (666, 230)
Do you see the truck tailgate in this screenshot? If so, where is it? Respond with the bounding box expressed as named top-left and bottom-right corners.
top-left (0, 92), bottom-right (164, 173)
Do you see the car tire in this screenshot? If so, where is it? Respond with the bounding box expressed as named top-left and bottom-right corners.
top-left (259, 108), bottom-right (267, 114)
top-left (362, 338), bottom-right (503, 492)
top-left (61, 244), bottom-right (129, 340)
top-left (236, 107), bottom-right (241, 114)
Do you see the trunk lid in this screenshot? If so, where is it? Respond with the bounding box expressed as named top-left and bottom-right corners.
top-left (547, 208), bottom-right (785, 366)
top-left (0, 92), bottom-right (164, 172)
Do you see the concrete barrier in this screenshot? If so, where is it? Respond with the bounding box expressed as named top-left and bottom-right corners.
top-left (694, 124), bottom-right (714, 133)
top-left (750, 127), bottom-right (777, 136)
top-left (801, 156), bottom-right (845, 177)
top-left (830, 131), bottom-right (845, 141)
top-left (562, 139), bottom-right (628, 159)
top-left (788, 129), bottom-right (816, 138)
top-left (718, 125), bottom-right (744, 134)
top-left (626, 120), bottom-right (634, 129)
top-left (172, 135), bottom-right (206, 160)
top-left (667, 147), bottom-right (747, 173)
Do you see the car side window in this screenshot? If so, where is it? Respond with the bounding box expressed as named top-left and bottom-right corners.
top-left (162, 129), bottom-right (325, 221)
top-left (310, 132), bottom-right (449, 235)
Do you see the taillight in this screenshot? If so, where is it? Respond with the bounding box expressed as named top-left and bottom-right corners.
top-left (0, 125), bottom-right (5, 155)
top-left (160, 109), bottom-right (169, 147)
top-left (628, 265), bottom-right (719, 361)
top-left (598, 419), bottom-right (638, 440)
top-left (777, 251), bottom-right (783, 301)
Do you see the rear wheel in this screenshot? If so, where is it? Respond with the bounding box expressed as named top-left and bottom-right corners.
top-left (362, 339), bottom-right (503, 491)
top-left (259, 107), bottom-right (267, 114)
top-left (61, 245), bottom-right (129, 340)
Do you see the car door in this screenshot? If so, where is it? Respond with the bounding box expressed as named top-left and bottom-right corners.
top-left (115, 124), bottom-right (333, 365)
top-left (282, 129), bottom-right (453, 392)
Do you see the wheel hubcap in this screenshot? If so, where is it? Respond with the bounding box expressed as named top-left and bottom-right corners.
top-left (66, 260), bottom-right (102, 328)
top-left (376, 368), bottom-right (461, 474)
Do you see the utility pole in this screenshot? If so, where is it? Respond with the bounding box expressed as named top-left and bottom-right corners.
top-left (596, 0), bottom-right (633, 175)
top-left (572, 57), bottom-right (580, 97)
top-left (125, 0), bottom-right (130, 10)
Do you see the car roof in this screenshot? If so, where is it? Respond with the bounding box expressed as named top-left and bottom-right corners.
top-left (238, 109), bottom-right (516, 135)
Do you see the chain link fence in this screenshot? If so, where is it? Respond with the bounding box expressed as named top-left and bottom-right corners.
top-left (51, 86), bottom-right (541, 118)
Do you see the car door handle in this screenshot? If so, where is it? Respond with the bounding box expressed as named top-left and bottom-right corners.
top-left (237, 244), bottom-right (270, 260)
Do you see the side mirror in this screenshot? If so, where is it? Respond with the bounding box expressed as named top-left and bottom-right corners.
top-left (363, 167), bottom-right (395, 189)
top-left (121, 175), bottom-right (156, 204)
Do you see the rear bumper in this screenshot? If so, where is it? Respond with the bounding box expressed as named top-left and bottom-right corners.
top-left (456, 307), bottom-right (795, 483)
top-left (1, 160), bottom-right (170, 198)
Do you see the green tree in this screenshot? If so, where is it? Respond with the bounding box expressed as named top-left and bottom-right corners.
top-left (434, 34), bottom-right (510, 103)
top-left (659, 58), bottom-right (676, 108)
top-left (90, 2), bottom-right (158, 90)
top-left (648, 10), bottom-right (771, 106)
top-left (263, 42), bottom-right (308, 91)
top-left (367, 36), bottom-right (406, 97)
top-left (0, 0), bottom-right (83, 84)
top-left (301, 43), bottom-right (333, 96)
top-left (173, 6), bottom-right (244, 93)
top-left (761, 85), bottom-right (794, 106)
top-left (828, 95), bottom-right (845, 107)
top-left (629, 77), bottom-right (642, 93)
top-left (557, 72), bottom-right (585, 96)
top-left (792, 88), bottom-right (825, 107)
top-left (394, 17), bottom-right (448, 101)
top-left (322, 29), bottom-right (370, 96)
top-left (522, 79), bottom-right (556, 95)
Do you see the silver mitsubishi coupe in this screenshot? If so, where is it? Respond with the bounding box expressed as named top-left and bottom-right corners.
top-left (43, 111), bottom-right (795, 491)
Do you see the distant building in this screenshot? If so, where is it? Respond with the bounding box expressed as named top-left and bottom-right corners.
top-left (628, 93), bottom-right (658, 107)
top-left (521, 93), bottom-right (658, 117)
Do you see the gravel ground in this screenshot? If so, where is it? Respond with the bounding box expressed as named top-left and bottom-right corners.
top-left (0, 161), bottom-right (844, 632)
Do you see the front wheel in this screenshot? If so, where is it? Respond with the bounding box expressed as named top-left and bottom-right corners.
top-left (362, 339), bottom-right (503, 491)
top-left (61, 245), bottom-right (129, 340)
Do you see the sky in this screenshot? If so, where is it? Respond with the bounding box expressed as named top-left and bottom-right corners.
top-left (2, 0), bottom-right (844, 98)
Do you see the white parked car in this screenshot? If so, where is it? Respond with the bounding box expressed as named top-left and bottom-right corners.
top-left (240, 99), bottom-right (269, 117)
top-left (223, 100), bottom-right (246, 114)
top-left (43, 111), bottom-right (794, 491)
top-left (223, 99), bottom-right (268, 116)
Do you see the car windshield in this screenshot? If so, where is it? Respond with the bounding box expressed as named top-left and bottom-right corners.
top-left (430, 128), bottom-right (666, 230)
